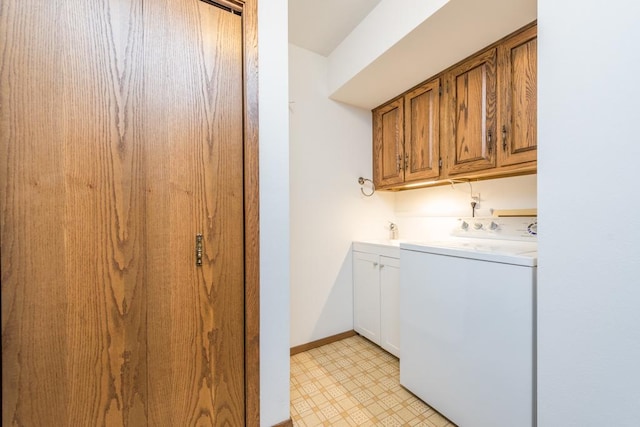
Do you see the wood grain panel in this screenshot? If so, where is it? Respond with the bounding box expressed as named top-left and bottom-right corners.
top-left (1, 1), bottom-right (69, 424)
top-left (405, 78), bottom-right (440, 182)
top-left (456, 66), bottom-right (485, 161)
top-left (446, 48), bottom-right (497, 175)
top-left (241, 0), bottom-right (261, 425)
top-left (373, 99), bottom-right (404, 188)
top-left (61, 1), bottom-right (147, 425)
top-left (382, 109), bottom-right (401, 179)
top-left (499, 25), bottom-right (537, 166)
top-left (2, 0), bottom-right (147, 425)
top-left (144, 1), bottom-right (245, 425)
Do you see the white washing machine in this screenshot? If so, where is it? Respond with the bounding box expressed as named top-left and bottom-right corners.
top-left (400, 217), bottom-right (537, 427)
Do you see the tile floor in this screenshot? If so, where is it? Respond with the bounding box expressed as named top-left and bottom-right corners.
top-left (290, 335), bottom-right (457, 426)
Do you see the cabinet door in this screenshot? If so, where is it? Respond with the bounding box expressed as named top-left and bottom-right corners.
top-left (445, 48), bottom-right (497, 175)
top-left (353, 251), bottom-right (381, 344)
top-left (499, 26), bottom-right (537, 166)
top-left (404, 79), bottom-right (440, 182)
top-left (380, 256), bottom-right (401, 358)
top-left (373, 98), bottom-right (404, 187)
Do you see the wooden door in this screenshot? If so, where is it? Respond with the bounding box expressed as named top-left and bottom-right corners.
top-left (1, 0), bottom-right (249, 425)
top-left (445, 48), bottom-right (497, 175)
top-left (373, 98), bottom-right (404, 188)
top-left (498, 25), bottom-right (537, 167)
top-left (404, 78), bottom-right (440, 182)
top-left (144, 0), bottom-right (245, 424)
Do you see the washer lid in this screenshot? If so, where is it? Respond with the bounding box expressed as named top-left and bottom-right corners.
top-left (400, 238), bottom-right (538, 267)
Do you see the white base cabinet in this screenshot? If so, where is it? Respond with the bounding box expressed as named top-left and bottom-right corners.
top-left (352, 242), bottom-right (401, 357)
top-left (380, 256), bottom-right (400, 357)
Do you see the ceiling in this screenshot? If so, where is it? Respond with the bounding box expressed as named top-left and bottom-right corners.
top-left (288, 0), bottom-right (382, 57)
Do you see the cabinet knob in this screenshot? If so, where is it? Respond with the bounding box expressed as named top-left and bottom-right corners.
top-left (373, 262), bottom-right (378, 267)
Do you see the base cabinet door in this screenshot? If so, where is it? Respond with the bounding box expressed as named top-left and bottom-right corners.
top-left (380, 256), bottom-right (401, 357)
top-left (353, 251), bottom-right (382, 343)
top-left (353, 247), bottom-right (401, 357)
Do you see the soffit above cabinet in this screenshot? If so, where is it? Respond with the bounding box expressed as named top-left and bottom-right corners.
top-left (327, 0), bottom-right (537, 110)
top-left (289, 0), bottom-right (382, 57)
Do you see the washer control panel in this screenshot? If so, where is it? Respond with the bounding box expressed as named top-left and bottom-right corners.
top-left (453, 217), bottom-right (538, 241)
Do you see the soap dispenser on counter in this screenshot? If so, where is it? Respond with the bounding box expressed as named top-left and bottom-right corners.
top-left (389, 222), bottom-right (398, 240)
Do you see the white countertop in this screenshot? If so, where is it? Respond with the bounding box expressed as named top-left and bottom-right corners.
top-left (352, 240), bottom-right (401, 258)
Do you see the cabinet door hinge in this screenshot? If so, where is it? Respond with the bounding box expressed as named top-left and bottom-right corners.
top-left (439, 157), bottom-right (442, 168)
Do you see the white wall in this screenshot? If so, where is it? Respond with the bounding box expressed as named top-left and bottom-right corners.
top-left (395, 175), bottom-right (537, 241)
top-left (538, 1), bottom-right (640, 426)
top-left (289, 44), bottom-right (395, 348)
top-left (258, 0), bottom-right (290, 425)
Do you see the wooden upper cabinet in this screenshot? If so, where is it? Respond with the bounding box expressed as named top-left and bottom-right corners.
top-left (445, 48), bottom-right (497, 175)
top-left (498, 25), bottom-right (537, 166)
top-left (404, 78), bottom-right (440, 182)
top-left (373, 98), bottom-right (404, 187)
top-left (371, 22), bottom-right (537, 190)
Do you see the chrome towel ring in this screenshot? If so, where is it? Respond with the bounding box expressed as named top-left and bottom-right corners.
top-left (358, 177), bottom-right (375, 197)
